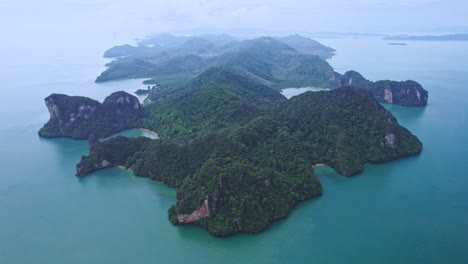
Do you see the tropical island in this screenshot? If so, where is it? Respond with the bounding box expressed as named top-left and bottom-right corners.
top-left (39, 36), bottom-right (424, 235)
top-left (96, 34), bottom-right (428, 106)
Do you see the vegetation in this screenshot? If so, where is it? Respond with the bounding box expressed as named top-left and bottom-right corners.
top-left (67, 69), bottom-right (422, 236)
top-left (276, 88), bottom-right (422, 175)
top-left (135, 87), bottom-right (152, 95)
top-left (336, 71), bottom-right (428, 106)
top-left (77, 117), bottom-right (323, 236)
top-left (96, 34), bottom-right (428, 106)
top-left (38, 91), bottom-right (143, 139)
top-left (41, 34), bottom-right (426, 236)
top-left (141, 67), bottom-right (286, 141)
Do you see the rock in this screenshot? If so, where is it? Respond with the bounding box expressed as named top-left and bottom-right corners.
top-left (385, 133), bottom-right (398, 148)
top-left (384, 89), bottom-right (393, 103)
top-left (335, 71), bottom-right (429, 106)
top-left (372, 80), bottom-right (428, 106)
top-left (177, 199), bottom-right (210, 223)
top-left (38, 91), bottom-right (142, 139)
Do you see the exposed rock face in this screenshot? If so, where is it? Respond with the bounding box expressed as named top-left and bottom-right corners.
top-left (75, 135), bottom-right (113, 177)
top-left (334, 70), bottom-right (429, 106)
top-left (372, 80), bottom-right (428, 106)
top-left (103, 91), bottom-right (141, 110)
top-left (38, 91), bottom-right (142, 139)
top-left (44, 95), bottom-right (100, 135)
top-left (384, 89), bottom-right (393, 103)
top-left (177, 199), bottom-right (210, 223)
top-left (385, 133), bottom-right (398, 148)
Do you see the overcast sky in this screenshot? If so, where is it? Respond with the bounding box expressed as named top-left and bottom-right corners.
top-left (1, 0), bottom-right (467, 40)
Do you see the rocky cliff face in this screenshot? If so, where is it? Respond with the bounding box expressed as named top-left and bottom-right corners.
top-left (75, 135), bottom-right (113, 177)
top-left (177, 199), bottom-right (210, 223)
top-left (38, 91), bottom-right (142, 139)
top-left (43, 94), bottom-right (101, 135)
top-left (371, 80), bottom-right (428, 106)
top-left (331, 70), bottom-right (429, 106)
top-left (103, 91), bottom-right (141, 110)
top-left (76, 135), bottom-right (152, 177)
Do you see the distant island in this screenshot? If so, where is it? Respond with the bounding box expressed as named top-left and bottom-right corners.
top-left (384, 34), bottom-right (468, 41)
top-left (96, 33), bottom-right (428, 106)
top-left (39, 59), bottom-right (423, 236)
top-left (388, 43), bottom-right (407, 46)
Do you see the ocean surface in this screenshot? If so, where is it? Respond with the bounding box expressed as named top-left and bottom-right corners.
top-left (1, 34), bottom-right (468, 263)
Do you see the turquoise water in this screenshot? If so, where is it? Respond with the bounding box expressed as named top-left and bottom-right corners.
top-left (1, 35), bottom-right (468, 263)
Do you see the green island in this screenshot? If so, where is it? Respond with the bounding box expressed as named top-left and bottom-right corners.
top-left (96, 34), bottom-right (428, 106)
top-left (40, 63), bottom-right (423, 236)
top-left (38, 91), bottom-right (142, 139)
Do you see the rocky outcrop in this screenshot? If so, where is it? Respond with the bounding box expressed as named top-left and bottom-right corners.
top-left (333, 71), bottom-right (429, 106)
top-left (103, 91), bottom-right (141, 110)
top-left (177, 199), bottom-right (210, 223)
top-left (385, 132), bottom-right (398, 148)
top-left (384, 89), bottom-right (393, 103)
top-left (76, 135), bottom-right (152, 177)
top-left (75, 135), bottom-right (113, 177)
top-left (371, 80), bottom-right (428, 106)
top-left (38, 91), bottom-right (142, 139)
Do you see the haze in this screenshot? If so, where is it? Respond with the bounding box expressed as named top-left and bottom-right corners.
top-left (1, 0), bottom-right (467, 61)
top-left (1, 0), bottom-right (467, 35)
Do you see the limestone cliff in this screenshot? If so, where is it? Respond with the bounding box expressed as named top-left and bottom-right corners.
top-left (38, 91), bottom-right (142, 139)
top-left (371, 80), bottom-right (428, 106)
top-left (176, 199), bottom-right (210, 223)
top-left (337, 71), bottom-right (429, 106)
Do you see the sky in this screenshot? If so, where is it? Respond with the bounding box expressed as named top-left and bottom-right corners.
top-left (0, 0), bottom-right (467, 57)
top-left (1, 0), bottom-right (467, 37)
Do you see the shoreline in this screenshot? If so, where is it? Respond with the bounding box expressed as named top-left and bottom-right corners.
top-left (117, 165), bottom-right (134, 172)
top-left (312, 163), bottom-right (325, 168)
top-left (139, 128), bottom-right (160, 139)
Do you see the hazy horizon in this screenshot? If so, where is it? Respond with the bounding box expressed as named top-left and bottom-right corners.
top-left (1, 0), bottom-right (467, 63)
top-left (1, 0), bottom-right (467, 37)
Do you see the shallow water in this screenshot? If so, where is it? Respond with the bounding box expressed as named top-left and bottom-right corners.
top-left (1, 34), bottom-right (468, 263)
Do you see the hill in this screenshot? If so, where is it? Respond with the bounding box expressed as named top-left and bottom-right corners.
top-left (96, 35), bottom-right (428, 106)
top-left (42, 70), bottom-right (424, 236)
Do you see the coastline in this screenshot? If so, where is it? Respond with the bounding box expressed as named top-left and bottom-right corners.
top-left (117, 165), bottom-right (134, 172)
top-left (140, 128), bottom-right (160, 139)
top-left (312, 163), bottom-right (325, 168)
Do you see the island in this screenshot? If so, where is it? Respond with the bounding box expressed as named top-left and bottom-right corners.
top-left (384, 34), bottom-right (468, 41)
top-left (38, 91), bottom-right (142, 139)
top-left (39, 65), bottom-right (423, 236)
top-left (95, 34), bottom-right (428, 106)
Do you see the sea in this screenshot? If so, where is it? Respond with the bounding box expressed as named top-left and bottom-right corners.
top-left (1, 31), bottom-right (467, 263)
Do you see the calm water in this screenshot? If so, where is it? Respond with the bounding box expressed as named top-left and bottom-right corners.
top-left (1, 34), bottom-right (468, 263)
top-left (281, 87), bottom-right (328, 99)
